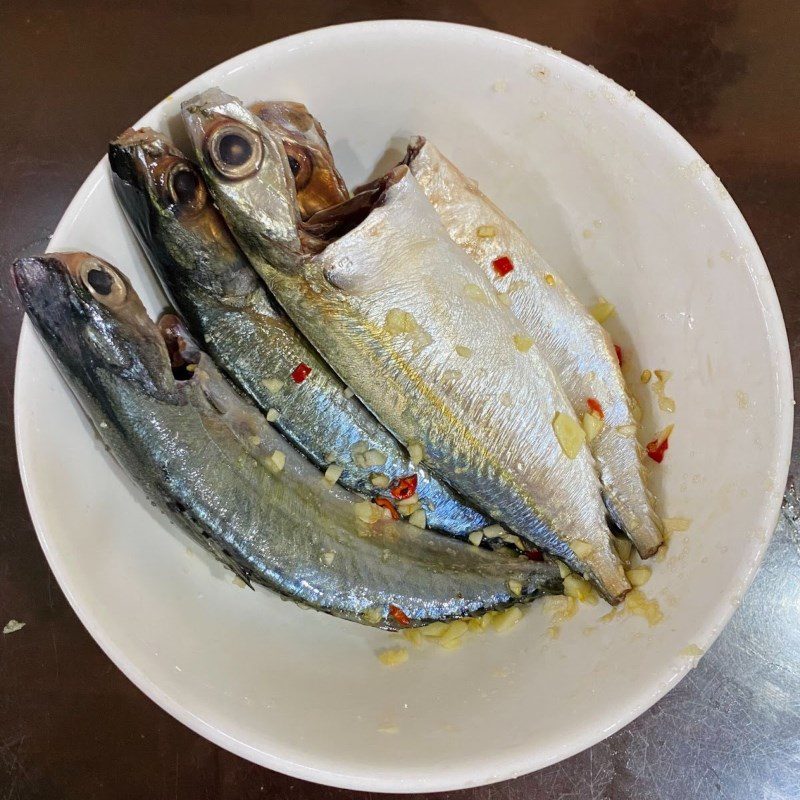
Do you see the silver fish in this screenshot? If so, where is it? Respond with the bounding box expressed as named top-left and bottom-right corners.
top-left (108, 128), bottom-right (489, 537)
top-left (405, 139), bottom-right (663, 558)
top-left (181, 89), bottom-right (629, 602)
top-left (13, 252), bottom-right (561, 628)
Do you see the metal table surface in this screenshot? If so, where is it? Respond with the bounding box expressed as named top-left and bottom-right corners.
top-left (1, 2), bottom-right (798, 798)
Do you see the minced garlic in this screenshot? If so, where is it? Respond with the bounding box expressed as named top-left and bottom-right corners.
top-left (613, 536), bottom-right (633, 563)
top-left (625, 566), bottom-right (651, 587)
top-left (324, 464), bottom-right (343, 484)
top-left (363, 607), bottom-right (383, 624)
top-left (491, 606), bottom-right (523, 632)
top-left (553, 411), bottom-right (586, 458)
top-left (581, 411), bottom-right (604, 443)
top-left (625, 589), bottom-right (663, 625)
top-left (512, 333), bottom-right (534, 353)
top-left (615, 424), bottom-right (637, 437)
top-left (384, 308), bottom-right (417, 334)
top-left (464, 283), bottom-right (489, 304)
top-left (3, 620), bottom-right (25, 634)
top-left (378, 648), bottom-right (409, 666)
top-left (652, 369), bottom-right (676, 413)
top-left (402, 628), bottom-right (424, 647)
top-left (262, 377), bottom-right (283, 394)
top-left (363, 449), bottom-right (387, 467)
top-left (455, 344), bottom-right (473, 358)
top-left (476, 225), bottom-right (496, 238)
top-left (439, 620), bottom-right (468, 647)
top-left (571, 539), bottom-right (594, 559)
top-left (589, 297), bottom-right (616, 324)
top-left (355, 501), bottom-right (382, 524)
top-left (563, 574), bottom-right (593, 602)
top-left (500, 532), bottom-right (526, 550)
top-left (662, 516), bottom-right (691, 533)
top-left (419, 621), bottom-right (448, 638)
top-left (409, 509), bottom-right (427, 529)
top-left (407, 441), bottom-right (425, 464)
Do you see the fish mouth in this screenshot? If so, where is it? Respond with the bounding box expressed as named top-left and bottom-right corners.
top-left (299, 165), bottom-right (407, 252)
top-left (158, 314), bottom-right (202, 381)
top-left (108, 128), bottom-right (173, 189)
top-left (12, 254), bottom-right (84, 347)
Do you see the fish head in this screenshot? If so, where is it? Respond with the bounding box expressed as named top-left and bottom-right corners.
top-left (181, 88), bottom-right (303, 273)
top-left (13, 252), bottom-right (176, 399)
top-left (108, 128), bottom-right (256, 299)
top-left (249, 100), bottom-right (349, 219)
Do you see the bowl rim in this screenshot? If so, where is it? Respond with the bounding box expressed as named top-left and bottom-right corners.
top-left (14, 18), bottom-right (794, 793)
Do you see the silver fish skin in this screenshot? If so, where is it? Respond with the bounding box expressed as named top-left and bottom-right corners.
top-left (181, 89), bottom-right (629, 603)
top-left (107, 128), bottom-right (489, 537)
top-left (406, 139), bottom-right (663, 558)
top-left (13, 252), bottom-right (561, 628)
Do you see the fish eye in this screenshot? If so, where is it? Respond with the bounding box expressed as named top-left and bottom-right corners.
top-left (79, 258), bottom-right (127, 307)
top-left (206, 122), bottom-right (262, 180)
top-left (166, 162), bottom-right (207, 212)
top-left (283, 141), bottom-right (313, 191)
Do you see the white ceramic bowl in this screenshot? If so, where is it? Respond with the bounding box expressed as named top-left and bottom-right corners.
top-left (15, 20), bottom-right (793, 792)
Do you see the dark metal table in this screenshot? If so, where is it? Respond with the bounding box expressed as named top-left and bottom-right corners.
top-left (1, 2), bottom-right (798, 798)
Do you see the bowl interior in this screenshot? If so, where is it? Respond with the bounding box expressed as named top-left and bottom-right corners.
top-left (15, 21), bottom-right (792, 793)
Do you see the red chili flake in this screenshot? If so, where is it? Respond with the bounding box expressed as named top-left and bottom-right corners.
top-left (587, 397), bottom-right (604, 419)
top-left (388, 603), bottom-right (411, 627)
top-left (389, 474), bottom-right (418, 500)
top-left (291, 362), bottom-right (312, 383)
top-left (492, 255), bottom-right (515, 277)
top-left (374, 497), bottom-right (400, 520)
top-left (646, 435), bottom-right (670, 463)
top-left (614, 345), bottom-right (623, 367)
top-left (524, 549), bottom-right (544, 561)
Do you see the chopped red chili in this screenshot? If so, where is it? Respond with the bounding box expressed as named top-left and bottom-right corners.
top-left (646, 436), bottom-right (670, 463)
top-left (374, 497), bottom-right (400, 520)
top-left (388, 603), bottom-right (411, 626)
top-left (614, 345), bottom-right (623, 367)
top-left (492, 255), bottom-right (515, 277)
top-left (291, 362), bottom-right (312, 383)
top-left (587, 397), bottom-right (604, 419)
top-left (389, 474), bottom-right (418, 500)
top-left (525, 549), bottom-right (544, 561)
